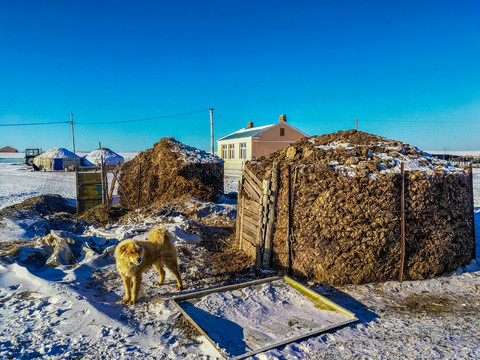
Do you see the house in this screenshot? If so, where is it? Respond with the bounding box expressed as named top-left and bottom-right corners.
top-left (0, 146), bottom-right (18, 153)
top-left (217, 115), bottom-right (307, 178)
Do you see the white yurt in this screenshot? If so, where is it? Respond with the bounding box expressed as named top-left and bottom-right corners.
top-left (33, 147), bottom-right (81, 171)
top-left (82, 148), bottom-right (124, 167)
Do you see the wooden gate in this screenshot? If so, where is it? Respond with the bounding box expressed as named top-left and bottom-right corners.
top-left (76, 167), bottom-right (103, 214)
top-left (236, 163), bottom-right (279, 268)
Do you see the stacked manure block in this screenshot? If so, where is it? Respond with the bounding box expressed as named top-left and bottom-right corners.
top-left (243, 129), bottom-right (474, 285)
top-left (119, 137), bottom-right (224, 208)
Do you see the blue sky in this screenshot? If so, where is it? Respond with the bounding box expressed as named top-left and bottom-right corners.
top-left (0, 0), bottom-right (479, 153)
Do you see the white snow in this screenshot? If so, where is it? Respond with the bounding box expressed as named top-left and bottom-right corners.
top-left (0, 163), bottom-right (76, 211)
top-left (168, 138), bottom-right (223, 165)
top-left (83, 149), bottom-right (124, 166)
top-left (36, 147), bottom-right (80, 159)
top-left (0, 161), bottom-right (479, 359)
top-left (312, 139), bottom-right (466, 177)
top-left (235, 124), bottom-right (274, 134)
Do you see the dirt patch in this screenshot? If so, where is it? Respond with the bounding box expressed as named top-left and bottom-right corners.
top-left (0, 194), bottom-right (75, 219)
top-left (173, 317), bottom-right (203, 345)
top-left (118, 137), bottom-right (223, 208)
top-left (77, 204), bottom-right (130, 225)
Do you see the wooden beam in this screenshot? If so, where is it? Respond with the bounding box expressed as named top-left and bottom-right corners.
top-left (243, 165), bottom-right (263, 190)
top-left (399, 162), bottom-right (406, 282)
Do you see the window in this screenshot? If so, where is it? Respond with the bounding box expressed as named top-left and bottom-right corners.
top-left (280, 128), bottom-right (285, 136)
top-left (229, 144), bottom-right (235, 159)
top-left (240, 143), bottom-right (247, 159)
top-left (222, 145), bottom-right (227, 159)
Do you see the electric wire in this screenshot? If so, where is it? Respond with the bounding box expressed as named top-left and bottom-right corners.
top-left (76, 109), bottom-right (208, 125)
top-left (0, 121), bottom-right (70, 127)
top-left (0, 109), bottom-right (209, 127)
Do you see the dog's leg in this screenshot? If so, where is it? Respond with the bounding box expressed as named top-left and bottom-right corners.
top-left (153, 263), bottom-right (166, 286)
top-left (121, 275), bottom-right (132, 304)
top-left (165, 262), bottom-right (183, 290)
top-left (130, 275), bottom-right (142, 305)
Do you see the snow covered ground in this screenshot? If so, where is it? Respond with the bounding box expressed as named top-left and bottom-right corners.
top-left (0, 161), bottom-right (479, 359)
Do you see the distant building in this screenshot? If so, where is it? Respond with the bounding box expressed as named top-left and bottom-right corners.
top-left (82, 148), bottom-right (124, 167)
top-left (217, 115), bottom-right (307, 178)
top-left (34, 147), bottom-right (81, 171)
top-left (0, 146), bottom-right (18, 153)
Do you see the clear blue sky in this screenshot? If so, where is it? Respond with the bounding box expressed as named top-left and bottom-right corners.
top-left (1, 0), bottom-right (479, 153)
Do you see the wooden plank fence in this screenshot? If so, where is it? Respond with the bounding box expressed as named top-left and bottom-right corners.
top-left (236, 162), bottom-right (279, 268)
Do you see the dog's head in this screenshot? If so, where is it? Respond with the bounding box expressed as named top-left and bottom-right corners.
top-left (118, 241), bottom-right (144, 266)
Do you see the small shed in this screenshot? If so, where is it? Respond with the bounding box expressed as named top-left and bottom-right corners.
top-left (33, 147), bottom-right (81, 171)
top-left (82, 148), bottom-right (124, 167)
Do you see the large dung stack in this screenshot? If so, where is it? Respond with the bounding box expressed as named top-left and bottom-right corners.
top-left (118, 137), bottom-right (223, 207)
top-left (246, 129), bottom-right (473, 285)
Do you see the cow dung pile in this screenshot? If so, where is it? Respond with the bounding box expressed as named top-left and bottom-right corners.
top-left (246, 129), bottom-right (474, 285)
top-left (118, 137), bottom-right (224, 208)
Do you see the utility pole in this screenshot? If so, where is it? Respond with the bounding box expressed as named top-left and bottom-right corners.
top-left (209, 108), bottom-right (214, 154)
top-left (355, 117), bottom-right (358, 131)
top-left (70, 112), bottom-right (76, 154)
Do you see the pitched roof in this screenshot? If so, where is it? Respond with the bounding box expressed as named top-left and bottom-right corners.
top-left (217, 124), bottom-right (275, 141)
top-left (0, 146), bottom-right (18, 152)
top-left (37, 147), bottom-right (80, 159)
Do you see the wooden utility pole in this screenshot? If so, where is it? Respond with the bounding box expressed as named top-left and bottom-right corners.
top-left (70, 112), bottom-right (76, 154)
top-left (209, 108), bottom-right (214, 154)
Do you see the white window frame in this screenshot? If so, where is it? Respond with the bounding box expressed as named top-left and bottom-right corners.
top-left (240, 143), bottom-right (247, 159)
top-left (222, 144), bottom-right (227, 159)
top-left (229, 144), bottom-right (235, 159)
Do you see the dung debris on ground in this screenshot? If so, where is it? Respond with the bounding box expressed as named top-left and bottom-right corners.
top-left (0, 194), bottom-right (76, 219)
top-left (77, 204), bottom-right (130, 225)
top-left (118, 137), bottom-right (224, 208)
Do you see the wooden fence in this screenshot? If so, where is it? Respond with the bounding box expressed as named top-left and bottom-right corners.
top-left (236, 163), bottom-right (279, 268)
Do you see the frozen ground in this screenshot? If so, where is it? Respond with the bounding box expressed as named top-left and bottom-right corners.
top-left (0, 161), bottom-right (238, 211)
top-left (0, 162), bottom-right (479, 359)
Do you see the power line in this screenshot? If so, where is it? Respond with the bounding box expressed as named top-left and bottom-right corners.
top-left (76, 109), bottom-right (208, 125)
top-left (215, 112), bottom-right (237, 128)
top-left (0, 109), bottom-right (208, 127)
top-left (0, 121), bottom-right (70, 127)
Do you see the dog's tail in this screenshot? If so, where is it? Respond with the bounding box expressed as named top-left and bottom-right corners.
top-left (148, 227), bottom-right (172, 245)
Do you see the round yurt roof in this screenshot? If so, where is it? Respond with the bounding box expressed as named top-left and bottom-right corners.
top-left (37, 147), bottom-right (80, 159)
top-left (84, 148), bottom-right (124, 166)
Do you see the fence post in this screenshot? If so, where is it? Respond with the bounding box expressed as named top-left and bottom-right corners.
top-left (287, 164), bottom-right (293, 274)
top-left (236, 176), bottom-right (244, 250)
top-left (469, 164), bottom-right (476, 260)
top-left (101, 157), bottom-right (106, 205)
top-left (399, 162), bottom-right (406, 282)
top-left (137, 163), bottom-right (142, 208)
top-left (262, 162), bottom-right (280, 269)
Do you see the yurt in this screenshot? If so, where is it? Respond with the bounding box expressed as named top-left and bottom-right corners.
top-left (33, 147), bottom-right (81, 171)
top-left (82, 148), bottom-right (124, 167)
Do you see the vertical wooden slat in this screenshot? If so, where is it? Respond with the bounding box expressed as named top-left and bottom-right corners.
top-left (75, 168), bottom-right (80, 214)
top-left (236, 176), bottom-right (243, 248)
top-left (399, 162), bottom-right (406, 282)
top-left (239, 196), bottom-right (245, 251)
top-left (101, 157), bottom-right (106, 205)
top-left (287, 164), bottom-right (293, 273)
top-left (263, 162), bottom-right (279, 269)
top-left (255, 180), bottom-right (268, 268)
